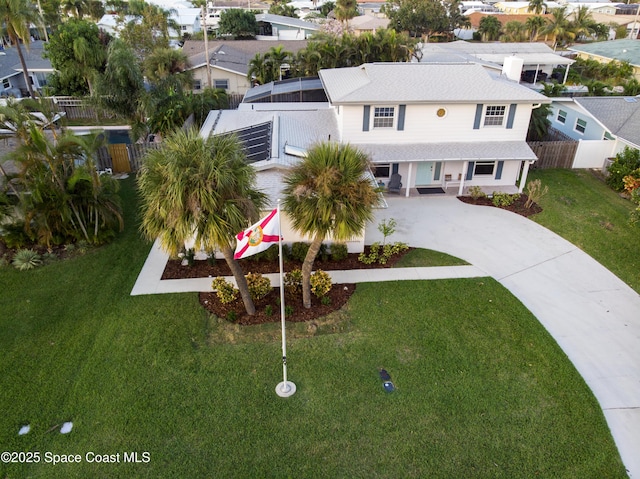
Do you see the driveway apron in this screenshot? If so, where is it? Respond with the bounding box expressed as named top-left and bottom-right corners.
top-left (367, 195), bottom-right (640, 478)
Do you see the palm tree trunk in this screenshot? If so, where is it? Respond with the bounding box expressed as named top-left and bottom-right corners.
top-left (301, 235), bottom-right (323, 309)
top-left (221, 245), bottom-right (256, 315)
top-left (0, 163), bottom-right (20, 196)
top-left (12, 35), bottom-right (35, 98)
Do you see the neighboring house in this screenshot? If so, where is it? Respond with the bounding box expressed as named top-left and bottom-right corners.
top-left (549, 95), bottom-right (640, 168)
top-left (201, 62), bottom-right (549, 208)
top-left (349, 14), bottom-right (390, 35)
top-left (255, 13), bottom-right (321, 40)
top-left (170, 8), bottom-right (202, 37)
top-left (568, 40), bottom-right (640, 79)
top-left (183, 40), bottom-right (308, 95)
top-left (202, 1), bottom-right (270, 29)
top-left (494, 1), bottom-right (561, 14)
top-left (419, 41), bottom-right (575, 85)
top-left (0, 41), bottom-right (53, 98)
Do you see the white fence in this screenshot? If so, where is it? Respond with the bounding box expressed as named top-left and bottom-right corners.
top-left (572, 139), bottom-right (616, 169)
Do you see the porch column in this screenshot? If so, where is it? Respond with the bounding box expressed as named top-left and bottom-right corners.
top-left (405, 162), bottom-right (413, 197)
top-left (458, 161), bottom-right (468, 196)
top-left (519, 160), bottom-right (531, 193)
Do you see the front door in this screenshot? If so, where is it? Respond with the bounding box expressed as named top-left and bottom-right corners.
top-left (415, 162), bottom-right (434, 186)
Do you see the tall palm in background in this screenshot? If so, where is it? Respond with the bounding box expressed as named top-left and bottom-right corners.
top-left (137, 129), bottom-right (267, 315)
top-left (282, 142), bottom-right (379, 309)
top-left (543, 7), bottom-right (575, 49)
top-left (0, 0), bottom-right (41, 97)
top-left (525, 15), bottom-right (547, 41)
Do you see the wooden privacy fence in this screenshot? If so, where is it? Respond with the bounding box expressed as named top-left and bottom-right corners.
top-left (528, 140), bottom-right (578, 169)
top-left (96, 143), bottom-right (161, 173)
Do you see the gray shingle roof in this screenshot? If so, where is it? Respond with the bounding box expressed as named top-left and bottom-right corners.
top-left (568, 39), bottom-right (640, 68)
top-left (355, 141), bottom-right (538, 163)
top-left (0, 41), bottom-right (52, 81)
top-left (574, 96), bottom-right (640, 147)
top-left (318, 62), bottom-right (548, 104)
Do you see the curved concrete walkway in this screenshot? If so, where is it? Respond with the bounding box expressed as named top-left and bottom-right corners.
top-left (366, 196), bottom-right (640, 478)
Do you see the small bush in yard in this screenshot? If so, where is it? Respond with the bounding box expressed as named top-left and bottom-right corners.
top-left (310, 270), bottom-right (332, 298)
top-left (525, 179), bottom-right (549, 209)
top-left (359, 242), bottom-right (408, 265)
top-left (12, 249), bottom-right (43, 271)
top-left (291, 242), bottom-right (310, 262)
top-left (245, 272), bottom-right (272, 300)
top-left (330, 243), bottom-right (349, 261)
top-left (492, 192), bottom-right (520, 207)
top-left (284, 269), bottom-right (303, 295)
top-left (606, 147), bottom-right (640, 192)
top-left (358, 243), bottom-right (380, 264)
top-left (468, 185), bottom-right (486, 200)
top-left (211, 277), bottom-right (239, 304)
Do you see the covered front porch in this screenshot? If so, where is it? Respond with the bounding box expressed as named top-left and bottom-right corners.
top-left (360, 141), bottom-right (537, 198)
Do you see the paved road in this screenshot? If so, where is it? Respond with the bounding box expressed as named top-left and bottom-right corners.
top-left (366, 195), bottom-right (640, 478)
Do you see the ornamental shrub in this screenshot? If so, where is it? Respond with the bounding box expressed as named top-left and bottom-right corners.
top-left (12, 249), bottom-right (43, 271)
top-left (291, 242), bottom-right (310, 262)
top-left (492, 192), bottom-right (520, 207)
top-left (330, 242), bottom-right (349, 261)
top-left (310, 269), bottom-right (332, 298)
top-left (525, 179), bottom-right (548, 209)
top-left (606, 147), bottom-right (640, 192)
top-left (468, 185), bottom-right (486, 200)
top-left (245, 272), bottom-right (272, 300)
top-left (284, 269), bottom-right (303, 295)
top-left (211, 277), bottom-right (239, 304)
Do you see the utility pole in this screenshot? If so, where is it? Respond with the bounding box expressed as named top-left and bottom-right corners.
top-left (201, 5), bottom-right (212, 89)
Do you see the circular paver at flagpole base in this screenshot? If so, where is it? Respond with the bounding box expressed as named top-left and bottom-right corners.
top-left (276, 381), bottom-right (296, 397)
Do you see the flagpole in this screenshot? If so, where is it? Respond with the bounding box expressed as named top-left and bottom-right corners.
top-left (276, 200), bottom-right (296, 397)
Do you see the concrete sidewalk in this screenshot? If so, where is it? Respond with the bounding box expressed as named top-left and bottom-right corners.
top-left (130, 238), bottom-right (487, 295)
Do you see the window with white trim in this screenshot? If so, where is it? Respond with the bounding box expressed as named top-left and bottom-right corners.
top-left (557, 109), bottom-right (567, 124)
top-left (2, 78), bottom-right (10, 89)
top-left (373, 107), bottom-right (394, 128)
top-left (575, 118), bottom-right (587, 134)
top-left (193, 79), bottom-right (201, 90)
top-left (474, 161), bottom-right (495, 175)
top-left (483, 105), bottom-right (506, 126)
top-left (603, 131), bottom-right (614, 141)
top-left (373, 164), bottom-right (390, 178)
top-left (214, 79), bottom-right (229, 90)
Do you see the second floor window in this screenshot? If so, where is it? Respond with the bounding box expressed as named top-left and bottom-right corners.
top-left (575, 118), bottom-right (587, 134)
top-left (484, 105), bottom-right (506, 126)
top-left (373, 107), bottom-right (394, 128)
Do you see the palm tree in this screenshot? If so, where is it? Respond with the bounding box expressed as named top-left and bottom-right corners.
top-left (0, 0), bottom-right (41, 97)
top-left (247, 53), bottom-right (269, 85)
top-left (527, 0), bottom-right (546, 15)
top-left (527, 103), bottom-right (551, 141)
top-left (137, 129), bottom-right (268, 315)
top-left (570, 5), bottom-right (596, 42)
top-left (265, 45), bottom-right (292, 81)
top-left (478, 15), bottom-right (502, 41)
top-left (282, 142), bottom-right (379, 309)
top-left (10, 126), bottom-right (123, 247)
top-left (542, 7), bottom-right (575, 49)
top-left (525, 15), bottom-right (547, 42)
top-left (503, 21), bottom-right (527, 42)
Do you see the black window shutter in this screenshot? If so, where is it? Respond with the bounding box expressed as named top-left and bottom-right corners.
top-left (363, 105), bottom-right (370, 131)
top-left (473, 104), bottom-right (483, 129)
top-left (466, 162), bottom-right (475, 180)
top-left (506, 104), bottom-right (517, 129)
top-left (397, 105), bottom-right (406, 131)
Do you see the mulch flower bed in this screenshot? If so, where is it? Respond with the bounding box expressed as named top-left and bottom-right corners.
top-left (457, 194), bottom-right (542, 217)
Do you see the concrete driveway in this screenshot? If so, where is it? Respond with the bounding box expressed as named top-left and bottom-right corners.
top-left (366, 195), bottom-right (640, 478)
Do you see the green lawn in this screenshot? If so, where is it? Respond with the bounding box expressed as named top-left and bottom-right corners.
top-left (0, 177), bottom-right (626, 478)
top-left (529, 168), bottom-right (639, 293)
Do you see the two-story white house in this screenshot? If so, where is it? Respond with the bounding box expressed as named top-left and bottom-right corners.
top-left (199, 62), bottom-right (548, 249)
top-left (317, 62), bottom-right (548, 196)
